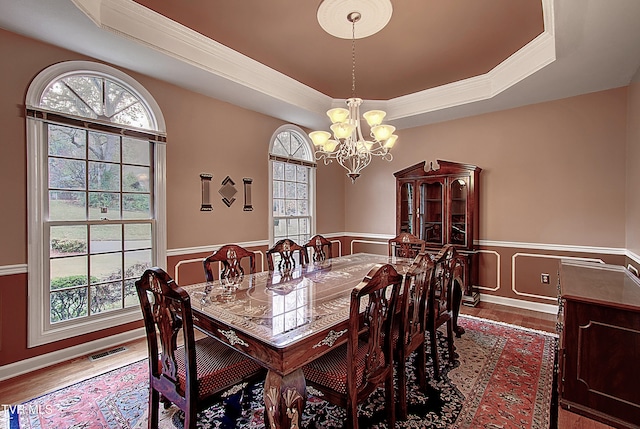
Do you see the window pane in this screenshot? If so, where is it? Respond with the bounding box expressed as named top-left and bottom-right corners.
top-left (298, 200), bottom-right (308, 216)
top-left (50, 225), bottom-right (87, 256)
top-left (48, 125), bottom-right (86, 159)
top-left (300, 218), bottom-right (309, 234)
top-left (91, 282), bottom-right (123, 314)
top-left (285, 164), bottom-right (296, 181)
top-left (50, 255), bottom-right (88, 287)
top-left (123, 194), bottom-right (150, 218)
top-left (49, 191), bottom-right (86, 221)
top-left (297, 166), bottom-right (308, 183)
top-left (90, 225), bottom-right (122, 254)
top-left (122, 165), bottom-right (150, 192)
top-left (273, 162), bottom-right (284, 180)
top-left (106, 81), bottom-right (152, 129)
top-left (125, 223), bottom-right (152, 250)
top-left (88, 132), bottom-right (120, 162)
top-left (273, 199), bottom-right (283, 217)
top-left (287, 218), bottom-right (299, 236)
top-left (88, 192), bottom-right (121, 220)
top-left (125, 249), bottom-right (152, 279)
top-left (122, 137), bottom-right (150, 166)
top-left (88, 161), bottom-right (120, 191)
top-left (124, 279), bottom-right (138, 308)
top-left (51, 289), bottom-right (88, 323)
top-left (90, 253), bottom-right (122, 282)
top-left (296, 183), bottom-right (307, 200)
top-left (273, 180), bottom-right (284, 199)
top-left (274, 218), bottom-right (286, 238)
top-left (285, 200), bottom-right (297, 216)
top-left (49, 158), bottom-right (86, 190)
top-left (285, 182), bottom-right (296, 199)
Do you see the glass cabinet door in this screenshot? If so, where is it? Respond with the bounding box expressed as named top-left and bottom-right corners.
top-left (420, 181), bottom-right (444, 245)
top-left (399, 182), bottom-right (414, 234)
top-left (450, 178), bottom-right (468, 246)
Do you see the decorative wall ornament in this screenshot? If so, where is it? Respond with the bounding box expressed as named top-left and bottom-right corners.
top-left (243, 178), bottom-right (253, 211)
top-left (219, 176), bottom-right (237, 207)
top-left (200, 173), bottom-right (213, 211)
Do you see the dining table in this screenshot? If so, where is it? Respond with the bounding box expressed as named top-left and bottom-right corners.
top-left (181, 252), bottom-right (415, 428)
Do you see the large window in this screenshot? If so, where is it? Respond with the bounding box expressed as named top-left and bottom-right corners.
top-left (269, 126), bottom-right (316, 246)
top-left (26, 61), bottom-right (166, 346)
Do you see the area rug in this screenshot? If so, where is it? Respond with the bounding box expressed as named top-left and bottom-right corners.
top-left (7, 316), bottom-right (557, 429)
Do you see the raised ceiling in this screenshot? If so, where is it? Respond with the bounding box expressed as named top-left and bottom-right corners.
top-left (1, 0), bottom-right (640, 131)
top-left (133, 0), bottom-right (544, 100)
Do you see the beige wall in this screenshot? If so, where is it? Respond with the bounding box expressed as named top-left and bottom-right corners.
top-left (345, 89), bottom-right (628, 248)
top-left (626, 79), bottom-right (640, 261)
top-left (0, 29), bottom-right (345, 365)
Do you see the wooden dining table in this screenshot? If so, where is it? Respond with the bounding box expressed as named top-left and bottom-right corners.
top-left (181, 252), bottom-right (413, 429)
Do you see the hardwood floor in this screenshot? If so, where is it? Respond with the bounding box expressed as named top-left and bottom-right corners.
top-left (1, 302), bottom-right (613, 428)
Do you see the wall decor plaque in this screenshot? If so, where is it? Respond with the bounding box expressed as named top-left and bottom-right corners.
top-left (219, 176), bottom-right (237, 207)
top-left (243, 178), bottom-right (253, 211)
top-left (200, 173), bottom-right (213, 211)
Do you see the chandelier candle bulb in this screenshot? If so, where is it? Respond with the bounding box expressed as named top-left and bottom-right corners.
top-left (371, 124), bottom-right (396, 141)
top-left (363, 110), bottom-right (386, 126)
top-left (327, 108), bottom-right (350, 123)
top-left (309, 131), bottom-right (331, 147)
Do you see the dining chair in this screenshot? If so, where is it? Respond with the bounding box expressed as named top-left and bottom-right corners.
top-left (304, 234), bottom-right (333, 262)
top-left (427, 244), bottom-right (460, 379)
top-left (394, 252), bottom-right (436, 420)
top-left (203, 244), bottom-right (256, 282)
top-left (302, 263), bottom-right (403, 429)
top-left (388, 232), bottom-right (426, 258)
top-left (135, 267), bottom-right (264, 429)
top-left (266, 238), bottom-right (308, 271)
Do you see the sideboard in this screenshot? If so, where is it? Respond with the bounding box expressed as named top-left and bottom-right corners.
top-left (557, 260), bottom-right (640, 429)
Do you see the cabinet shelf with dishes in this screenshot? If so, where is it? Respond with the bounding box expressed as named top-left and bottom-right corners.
top-left (394, 160), bottom-right (481, 306)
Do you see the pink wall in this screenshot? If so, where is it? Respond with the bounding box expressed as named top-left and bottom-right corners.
top-left (345, 89), bottom-right (628, 248)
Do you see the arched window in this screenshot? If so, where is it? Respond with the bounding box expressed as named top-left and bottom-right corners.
top-left (269, 125), bottom-right (316, 246)
top-left (26, 61), bottom-right (166, 346)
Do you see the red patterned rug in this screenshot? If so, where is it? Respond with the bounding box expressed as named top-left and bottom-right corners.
top-left (8, 316), bottom-right (557, 429)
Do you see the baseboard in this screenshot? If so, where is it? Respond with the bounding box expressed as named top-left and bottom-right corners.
top-left (479, 293), bottom-right (559, 314)
top-left (0, 327), bottom-right (146, 382)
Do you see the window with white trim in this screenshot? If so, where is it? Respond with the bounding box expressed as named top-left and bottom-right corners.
top-left (26, 61), bottom-right (167, 346)
top-left (269, 125), bottom-right (316, 246)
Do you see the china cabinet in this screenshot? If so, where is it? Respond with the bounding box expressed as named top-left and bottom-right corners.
top-left (394, 160), bottom-right (481, 305)
top-left (557, 260), bottom-right (640, 429)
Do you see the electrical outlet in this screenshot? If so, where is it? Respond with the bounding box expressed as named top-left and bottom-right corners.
top-left (541, 273), bottom-right (550, 284)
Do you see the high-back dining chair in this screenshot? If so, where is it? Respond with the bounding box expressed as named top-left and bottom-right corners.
top-left (428, 244), bottom-right (460, 379)
top-left (203, 244), bottom-right (256, 282)
top-left (266, 238), bottom-right (308, 272)
top-left (302, 263), bottom-right (403, 429)
top-left (394, 252), bottom-right (435, 420)
top-left (388, 232), bottom-right (426, 258)
top-left (135, 267), bottom-right (263, 429)
top-left (304, 234), bottom-right (333, 262)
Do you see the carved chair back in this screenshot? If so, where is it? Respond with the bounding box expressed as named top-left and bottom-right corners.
top-left (396, 252), bottom-right (435, 419)
top-left (303, 263), bottom-right (402, 428)
top-left (389, 232), bottom-right (426, 258)
top-left (266, 238), bottom-right (308, 272)
top-left (304, 234), bottom-right (333, 262)
top-left (203, 244), bottom-right (256, 282)
top-left (427, 244), bottom-right (462, 378)
top-left (136, 267), bottom-right (198, 408)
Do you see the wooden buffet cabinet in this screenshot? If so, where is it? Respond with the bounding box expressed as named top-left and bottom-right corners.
top-left (394, 160), bottom-right (481, 305)
top-left (558, 260), bottom-right (640, 429)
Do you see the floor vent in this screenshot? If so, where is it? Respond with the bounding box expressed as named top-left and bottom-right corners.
top-left (89, 346), bottom-right (127, 361)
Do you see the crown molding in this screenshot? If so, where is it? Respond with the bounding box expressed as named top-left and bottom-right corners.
top-left (70, 0), bottom-right (556, 130)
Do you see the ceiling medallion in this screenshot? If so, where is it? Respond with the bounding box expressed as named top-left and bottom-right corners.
top-left (310, 0), bottom-right (397, 183)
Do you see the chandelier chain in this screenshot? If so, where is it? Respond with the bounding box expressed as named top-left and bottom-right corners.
top-left (351, 19), bottom-right (356, 98)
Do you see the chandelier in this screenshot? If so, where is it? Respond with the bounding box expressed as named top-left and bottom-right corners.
top-left (309, 6), bottom-right (397, 183)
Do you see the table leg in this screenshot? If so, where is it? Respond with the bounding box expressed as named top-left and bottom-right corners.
top-left (263, 369), bottom-right (307, 429)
